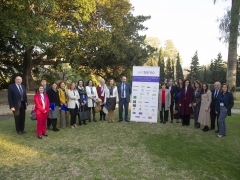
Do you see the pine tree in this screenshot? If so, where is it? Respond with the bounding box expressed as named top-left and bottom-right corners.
top-left (158, 47), bottom-right (165, 83)
top-left (185, 51), bottom-right (201, 81)
top-left (211, 53), bottom-right (226, 84)
top-left (165, 56), bottom-right (174, 80)
top-left (176, 53), bottom-right (184, 79)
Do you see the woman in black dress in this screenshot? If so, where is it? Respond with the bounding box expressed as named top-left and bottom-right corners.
top-left (175, 77), bottom-right (184, 123)
top-left (77, 79), bottom-right (87, 125)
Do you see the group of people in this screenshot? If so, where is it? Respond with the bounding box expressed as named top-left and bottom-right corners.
top-left (8, 75), bottom-right (234, 139)
top-left (158, 78), bottom-right (234, 137)
top-left (8, 76), bottom-right (132, 139)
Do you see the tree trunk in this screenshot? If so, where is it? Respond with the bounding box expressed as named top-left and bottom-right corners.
top-left (226, 0), bottom-right (239, 99)
top-left (22, 46), bottom-right (38, 91)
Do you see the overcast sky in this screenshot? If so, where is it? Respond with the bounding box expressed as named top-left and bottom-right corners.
top-left (130, 0), bottom-right (237, 68)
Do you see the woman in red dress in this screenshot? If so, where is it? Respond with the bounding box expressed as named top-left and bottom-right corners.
top-left (34, 85), bottom-right (50, 139)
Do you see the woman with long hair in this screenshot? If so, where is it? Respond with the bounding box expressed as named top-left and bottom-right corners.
top-left (68, 82), bottom-right (80, 129)
top-left (215, 83), bottom-right (234, 137)
top-left (175, 77), bottom-right (184, 123)
top-left (179, 79), bottom-right (193, 126)
top-left (77, 79), bottom-right (87, 125)
top-left (198, 83), bottom-right (212, 132)
top-left (34, 85), bottom-right (50, 139)
top-left (86, 79), bottom-right (98, 122)
top-left (104, 78), bottom-right (119, 123)
top-left (193, 80), bottom-right (202, 129)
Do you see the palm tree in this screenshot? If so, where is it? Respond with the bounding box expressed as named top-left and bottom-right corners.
top-left (214, 0), bottom-right (239, 98)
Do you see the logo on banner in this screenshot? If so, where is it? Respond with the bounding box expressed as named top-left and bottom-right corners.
top-left (133, 100), bottom-right (136, 103)
top-left (144, 102), bottom-right (149, 103)
top-left (138, 101), bottom-right (142, 103)
top-left (133, 89), bottom-right (138, 91)
top-left (133, 85), bottom-right (139, 88)
top-left (133, 96), bottom-right (137, 99)
top-left (132, 112), bottom-right (136, 114)
top-left (147, 86), bottom-right (151, 88)
top-left (133, 104), bottom-right (136, 107)
top-left (148, 116), bottom-right (152, 119)
top-left (137, 71), bottom-right (155, 75)
top-left (139, 112), bottom-right (143, 115)
top-left (135, 116), bottom-right (140, 118)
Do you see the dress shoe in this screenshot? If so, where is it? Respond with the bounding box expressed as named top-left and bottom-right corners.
top-left (176, 119), bottom-right (179, 123)
top-left (163, 121), bottom-right (166, 124)
top-left (118, 120), bottom-right (123, 122)
top-left (160, 121), bottom-right (163, 123)
top-left (217, 134), bottom-right (222, 137)
top-left (215, 130), bottom-right (219, 133)
top-left (74, 124), bottom-right (77, 128)
top-left (209, 128), bottom-right (214, 130)
top-left (89, 120), bottom-right (91, 122)
top-left (83, 122), bottom-right (87, 125)
top-left (53, 128), bottom-right (59, 132)
top-left (17, 131), bottom-right (23, 135)
top-left (103, 117), bottom-right (106, 121)
top-left (125, 120), bottom-right (129, 122)
top-left (99, 117), bottom-right (102, 121)
top-left (93, 119), bottom-right (97, 122)
top-left (111, 120), bottom-right (114, 123)
top-left (71, 126), bottom-right (75, 129)
top-left (22, 130), bottom-right (27, 134)
top-left (38, 136), bottom-right (42, 139)
top-left (170, 120), bottom-right (173, 123)
top-left (203, 129), bottom-right (209, 132)
top-left (42, 134), bottom-right (48, 136)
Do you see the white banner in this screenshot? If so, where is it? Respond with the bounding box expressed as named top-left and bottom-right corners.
top-left (130, 66), bottom-right (160, 123)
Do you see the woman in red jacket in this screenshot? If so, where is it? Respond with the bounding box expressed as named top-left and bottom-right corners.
top-left (96, 78), bottom-right (106, 121)
top-left (34, 85), bottom-right (50, 139)
top-left (179, 79), bottom-right (193, 126)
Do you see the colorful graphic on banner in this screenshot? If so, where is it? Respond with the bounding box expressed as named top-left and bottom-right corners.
top-left (130, 66), bottom-right (160, 123)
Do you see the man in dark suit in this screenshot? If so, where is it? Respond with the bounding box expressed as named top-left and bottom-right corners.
top-left (8, 76), bottom-right (28, 135)
top-left (167, 78), bottom-right (176, 123)
top-left (210, 81), bottom-right (221, 132)
top-left (117, 76), bottom-right (132, 122)
top-left (35, 78), bottom-right (50, 94)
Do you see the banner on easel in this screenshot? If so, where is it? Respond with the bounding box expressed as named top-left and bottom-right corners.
top-left (130, 66), bottom-right (160, 123)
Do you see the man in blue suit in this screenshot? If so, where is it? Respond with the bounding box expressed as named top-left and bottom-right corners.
top-left (117, 76), bottom-right (132, 122)
top-left (8, 76), bottom-right (28, 135)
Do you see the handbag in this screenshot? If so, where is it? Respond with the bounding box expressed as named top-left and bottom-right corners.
top-left (30, 106), bottom-right (36, 120)
top-left (78, 105), bottom-right (89, 121)
top-left (94, 98), bottom-right (102, 113)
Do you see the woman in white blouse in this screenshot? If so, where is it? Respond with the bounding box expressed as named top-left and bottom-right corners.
top-left (86, 80), bottom-right (98, 122)
top-left (104, 78), bottom-right (119, 123)
top-left (68, 82), bottom-right (80, 129)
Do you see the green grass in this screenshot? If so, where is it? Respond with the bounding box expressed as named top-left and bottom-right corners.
top-left (0, 111), bottom-right (240, 180)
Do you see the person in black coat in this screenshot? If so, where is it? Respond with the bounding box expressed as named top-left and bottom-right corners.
top-left (8, 76), bottom-right (28, 135)
top-left (167, 78), bottom-right (176, 123)
top-left (215, 83), bottom-right (234, 137)
top-left (209, 81), bottom-right (221, 132)
top-left (77, 79), bottom-right (87, 125)
top-left (35, 78), bottom-right (50, 94)
top-left (47, 82), bottom-right (61, 131)
top-left (175, 78), bottom-right (184, 123)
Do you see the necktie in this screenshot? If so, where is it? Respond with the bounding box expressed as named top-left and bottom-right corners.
top-left (121, 84), bottom-right (124, 97)
top-left (215, 90), bottom-right (218, 98)
top-left (91, 87), bottom-right (93, 95)
top-left (18, 85), bottom-right (23, 101)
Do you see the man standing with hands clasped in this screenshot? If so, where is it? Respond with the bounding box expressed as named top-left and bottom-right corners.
top-left (117, 76), bottom-right (132, 122)
top-left (8, 76), bottom-right (28, 135)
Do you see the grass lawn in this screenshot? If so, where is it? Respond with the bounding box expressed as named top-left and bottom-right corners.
top-left (0, 111), bottom-right (240, 180)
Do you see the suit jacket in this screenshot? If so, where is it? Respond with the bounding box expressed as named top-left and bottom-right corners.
top-left (34, 94), bottom-right (50, 114)
top-left (215, 92), bottom-right (234, 116)
top-left (8, 83), bottom-right (27, 110)
top-left (104, 86), bottom-right (119, 103)
top-left (210, 89), bottom-right (221, 109)
top-left (193, 88), bottom-right (201, 105)
top-left (97, 85), bottom-right (106, 102)
top-left (86, 86), bottom-right (98, 107)
top-left (47, 88), bottom-right (60, 106)
top-left (167, 86), bottom-right (176, 103)
top-left (158, 89), bottom-right (171, 111)
top-left (68, 90), bottom-right (80, 109)
top-left (117, 82), bottom-right (132, 103)
top-left (58, 88), bottom-right (68, 106)
top-left (179, 87), bottom-right (194, 115)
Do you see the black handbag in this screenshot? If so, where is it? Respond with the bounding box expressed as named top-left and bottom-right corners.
top-left (30, 109), bottom-right (36, 120)
top-left (78, 105), bottom-right (89, 121)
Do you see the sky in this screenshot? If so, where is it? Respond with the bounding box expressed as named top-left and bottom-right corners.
top-left (130, 0), bottom-right (236, 68)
